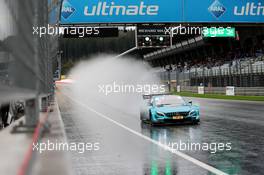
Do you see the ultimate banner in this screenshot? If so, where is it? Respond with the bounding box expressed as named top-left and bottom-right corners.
top-left (60, 0), bottom-right (264, 24)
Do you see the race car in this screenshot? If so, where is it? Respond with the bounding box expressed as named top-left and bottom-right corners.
top-left (140, 94), bottom-right (200, 125)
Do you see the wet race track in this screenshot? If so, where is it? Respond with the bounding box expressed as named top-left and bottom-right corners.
top-left (57, 86), bottom-right (264, 175)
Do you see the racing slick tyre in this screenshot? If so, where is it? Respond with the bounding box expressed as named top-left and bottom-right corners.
top-left (148, 111), bottom-right (154, 125)
top-left (193, 119), bottom-right (200, 125)
top-left (140, 110), bottom-right (153, 124)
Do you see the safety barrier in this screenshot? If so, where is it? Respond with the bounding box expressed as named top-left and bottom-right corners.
top-left (0, 0), bottom-right (58, 128)
top-left (174, 86), bottom-right (264, 96)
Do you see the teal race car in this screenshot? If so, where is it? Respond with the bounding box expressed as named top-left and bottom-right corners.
top-left (140, 94), bottom-right (200, 125)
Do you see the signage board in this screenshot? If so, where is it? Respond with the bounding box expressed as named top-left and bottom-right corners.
top-left (226, 86), bottom-right (235, 96)
top-left (137, 26), bottom-right (170, 36)
top-left (198, 86), bottom-right (205, 95)
top-left (60, 0), bottom-right (264, 24)
top-left (136, 25), bottom-right (171, 48)
top-left (203, 27), bottom-right (236, 38)
top-left (177, 85), bottom-right (181, 93)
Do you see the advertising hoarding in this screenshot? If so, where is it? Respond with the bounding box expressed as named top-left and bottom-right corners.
top-left (60, 0), bottom-right (264, 24)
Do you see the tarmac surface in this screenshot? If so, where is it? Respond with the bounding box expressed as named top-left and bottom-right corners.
top-left (57, 86), bottom-right (264, 175)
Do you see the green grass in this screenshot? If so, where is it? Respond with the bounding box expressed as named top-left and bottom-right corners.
top-left (173, 91), bottom-right (264, 102)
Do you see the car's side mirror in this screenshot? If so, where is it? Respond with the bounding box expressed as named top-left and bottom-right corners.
top-left (188, 101), bottom-right (193, 105)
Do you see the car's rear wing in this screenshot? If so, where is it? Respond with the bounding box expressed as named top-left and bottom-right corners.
top-left (142, 93), bottom-right (172, 100)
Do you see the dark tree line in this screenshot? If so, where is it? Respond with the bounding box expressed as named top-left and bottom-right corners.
top-left (59, 30), bottom-right (136, 65)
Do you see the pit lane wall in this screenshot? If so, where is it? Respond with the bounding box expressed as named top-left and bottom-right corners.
top-left (0, 99), bottom-right (73, 175)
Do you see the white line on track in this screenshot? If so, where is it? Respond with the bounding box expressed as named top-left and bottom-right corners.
top-left (63, 93), bottom-right (229, 175)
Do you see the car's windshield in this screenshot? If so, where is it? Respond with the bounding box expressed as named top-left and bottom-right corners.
top-left (154, 96), bottom-right (186, 107)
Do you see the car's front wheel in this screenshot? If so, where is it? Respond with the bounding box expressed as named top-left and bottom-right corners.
top-left (148, 110), bottom-right (154, 124)
top-left (193, 119), bottom-right (200, 125)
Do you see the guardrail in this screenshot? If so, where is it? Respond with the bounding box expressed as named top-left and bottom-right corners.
top-left (174, 86), bottom-right (264, 96)
top-left (0, 0), bottom-right (57, 129)
top-left (0, 1), bottom-right (61, 174)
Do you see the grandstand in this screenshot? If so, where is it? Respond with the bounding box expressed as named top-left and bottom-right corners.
top-left (144, 26), bottom-right (264, 90)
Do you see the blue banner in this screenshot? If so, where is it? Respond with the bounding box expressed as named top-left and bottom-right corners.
top-left (60, 0), bottom-right (264, 24)
top-left (184, 0), bottom-right (264, 23)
